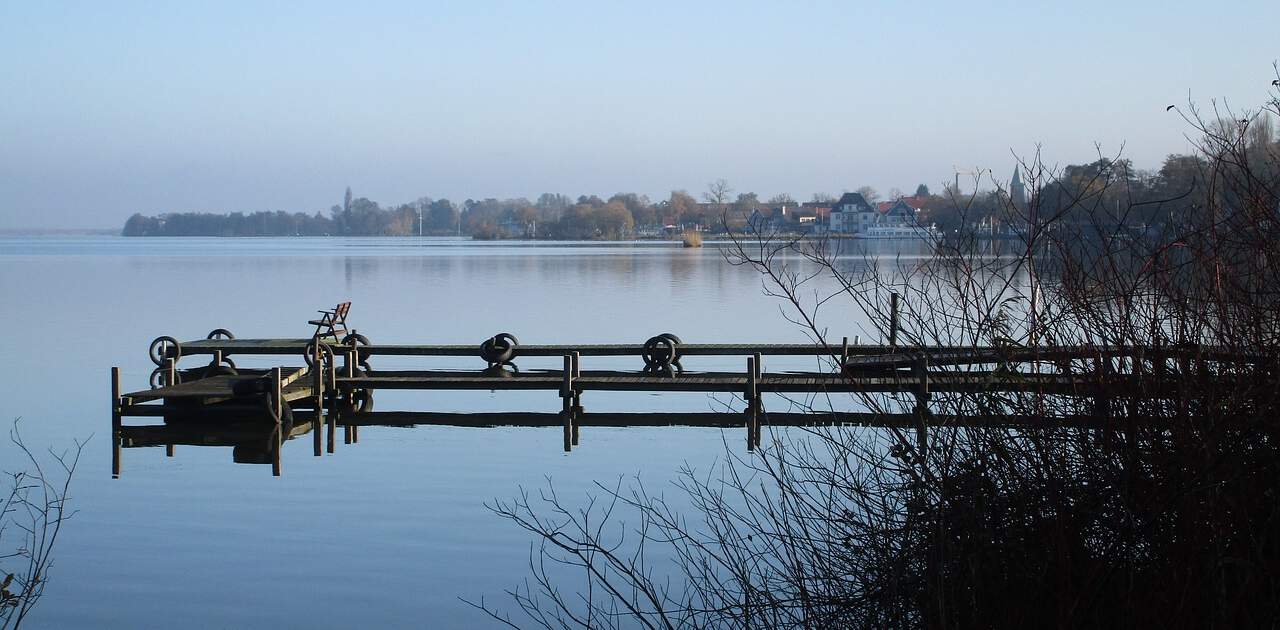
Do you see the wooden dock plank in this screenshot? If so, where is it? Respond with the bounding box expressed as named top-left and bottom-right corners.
top-left (124, 367), bottom-right (308, 401)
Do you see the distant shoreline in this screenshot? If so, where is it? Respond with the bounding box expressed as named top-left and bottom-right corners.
top-left (0, 228), bottom-right (119, 236)
top-left (5, 231), bottom-right (955, 243)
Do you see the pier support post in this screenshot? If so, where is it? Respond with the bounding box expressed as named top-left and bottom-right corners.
top-left (889, 292), bottom-right (900, 349)
top-left (746, 356), bottom-right (758, 452)
top-left (571, 352), bottom-right (582, 447)
top-left (164, 357), bottom-right (176, 457)
top-left (312, 345), bottom-right (324, 457)
top-left (272, 367), bottom-right (283, 477)
top-left (111, 367), bottom-right (122, 477)
top-left (344, 349), bottom-right (356, 444)
top-left (272, 367), bottom-right (283, 421)
top-left (272, 423), bottom-right (283, 477)
top-left (1128, 348), bottom-right (1144, 418)
top-left (1176, 351), bottom-right (1190, 420)
top-left (327, 353), bottom-right (338, 454)
top-left (747, 353), bottom-right (757, 448)
top-left (841, 336), bottom-right (849, 372)
top-left (1153, 344), bottom-right (1167, 416)
top-left (913, 355), bottom-right (930, 459)
top-left (562, 354), bottom-right (574, 452)
top-left (1094, 356), bottom-right (1112, 420)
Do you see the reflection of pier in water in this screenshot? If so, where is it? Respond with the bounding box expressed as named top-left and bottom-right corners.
top-left (111, 322), bottom-right (1252, 476)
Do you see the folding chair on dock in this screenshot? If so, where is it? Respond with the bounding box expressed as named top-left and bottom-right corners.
top-left (309, 301), bottom-right (351, 340)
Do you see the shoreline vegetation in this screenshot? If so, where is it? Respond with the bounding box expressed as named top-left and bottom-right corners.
top-left (470, 82), bottom-right (1280, 629)
top-left (117, 137), bottom-right (1273, 241)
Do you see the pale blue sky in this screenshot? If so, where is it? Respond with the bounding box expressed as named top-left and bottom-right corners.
top-left (2, 1), bottom-right (1277, 228)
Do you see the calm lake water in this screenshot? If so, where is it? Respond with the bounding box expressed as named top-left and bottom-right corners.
top-left (1, 235), bottom-right (914, 628)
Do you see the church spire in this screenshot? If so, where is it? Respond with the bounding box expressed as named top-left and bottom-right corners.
top-left (1010, 167), bottom-right (1026, 209)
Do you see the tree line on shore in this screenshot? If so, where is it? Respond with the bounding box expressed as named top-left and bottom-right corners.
top-left (471, 83), bottom-right (1280, 629)
top-left (122, 116), bottom-right (1276, 239)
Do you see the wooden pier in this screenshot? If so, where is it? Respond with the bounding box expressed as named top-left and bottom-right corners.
top-left (111, 328), bottom-right (1247, 477)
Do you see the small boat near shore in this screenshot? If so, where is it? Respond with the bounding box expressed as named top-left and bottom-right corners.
top-left (856, 225), bottom-right (940, 240)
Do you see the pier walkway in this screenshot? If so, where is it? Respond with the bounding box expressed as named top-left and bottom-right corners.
top-left (110, 327), bottom-right (1247, 476)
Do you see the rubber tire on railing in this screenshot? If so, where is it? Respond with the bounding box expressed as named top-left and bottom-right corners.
top-left (206, 328), bottom-right (235, 340)
top-left (342, 333), bottom-right (372, 362)
top-left (351, 389), bottom-right (374, 413)
top-left (482, 362), bottom-right (520, 377)
top-left (640, 337), bottom-right (658, 368)
top-left (339, 355), bottom-right (372, 375)
top-left (479, 332), bottom-right (519, 365)
top-left (659, 333), bottom-right (683, 371)
top-left (203, 365), bottom-right (238, 378)
top-left (642, 335), bottom-right (677, 372)
top-left (149, 367), bottom-right (182, 389)
top-left (304, 340), bottom-right (335, 368)
top-left (149, 336), bottom-right (182, 367)
top-left (340, 367), bottom-right (374, 413)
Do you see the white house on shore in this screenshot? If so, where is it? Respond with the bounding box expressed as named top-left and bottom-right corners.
top-left (828, 192), bottom-right (928, 234)
top-left (828, 192), bottom-right (876, 233)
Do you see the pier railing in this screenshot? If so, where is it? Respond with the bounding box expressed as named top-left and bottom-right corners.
top-left (111, 328), bottom-right (1264, 476)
